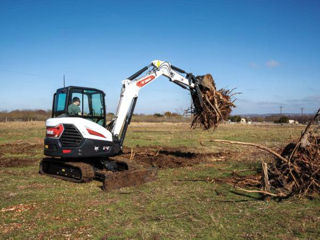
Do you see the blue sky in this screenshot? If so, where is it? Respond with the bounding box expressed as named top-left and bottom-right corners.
top-left (0, 0), bottom-right (319, 114)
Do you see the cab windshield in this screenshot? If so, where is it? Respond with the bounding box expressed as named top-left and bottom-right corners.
top-left (52, 87), bottom-right (106, 126)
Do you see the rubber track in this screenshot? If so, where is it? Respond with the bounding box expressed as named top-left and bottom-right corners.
top-left (39, 159), bottom-right (95, 183)
top-left (67, 162), bottom-right (95, 183)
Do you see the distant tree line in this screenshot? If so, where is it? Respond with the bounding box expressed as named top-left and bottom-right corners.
top-left (0, 110), bottom-right (51, 122)
top-left (258, 114), bottom-right (314, 124)
top-left (229, 114), bottom-right (315, 124)
top-left (153, 112), bottom-right (181, 118)
top-left (0, 110), bottom-right (187, 123)
top-left (0, 110), bottom-right (316, 124)
top-left (274, 116), bottom-right (289, 124)
top-left (229, 115), bottom-right (242, 122)
top-left (133, 111), bottom-right (187, 122)
top-left (106, 111), bottom-right (188, 123)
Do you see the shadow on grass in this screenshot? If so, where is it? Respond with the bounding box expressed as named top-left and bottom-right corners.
top-left (229, 190), bottom-right (264, 200)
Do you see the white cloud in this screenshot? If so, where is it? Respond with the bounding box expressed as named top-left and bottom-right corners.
top-left (265, 59), bottom-right (280, 68)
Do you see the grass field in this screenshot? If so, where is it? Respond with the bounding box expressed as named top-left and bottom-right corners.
top-left (0, 121), bottom-right (319, 239)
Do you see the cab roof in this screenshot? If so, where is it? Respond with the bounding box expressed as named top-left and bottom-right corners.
top-left (56, 86), bottom-right (105, 95)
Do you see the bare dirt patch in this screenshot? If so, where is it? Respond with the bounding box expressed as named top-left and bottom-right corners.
top-left (103, 168), bottom-right (158, 191)
top-left (0, 158), bottom-right (36, 168)
top-left (0, 142), bottom-right (41, 155)
top-left (114, 147), bottom-right (232, 169)
top-left (102, 147), bottom-right (233, 191)
top-left (0, 143), bottom-right (42, 167)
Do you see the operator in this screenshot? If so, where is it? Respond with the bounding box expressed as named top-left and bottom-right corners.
top-left (68, 97), bottom-right (81, 116)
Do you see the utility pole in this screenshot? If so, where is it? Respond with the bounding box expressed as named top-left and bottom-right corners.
top-left (63, 74), bottom-right (66, 88)
top-left (280, 105), bottom-right (283, 115)
top-left (301, 107), bottom-right (304, 116)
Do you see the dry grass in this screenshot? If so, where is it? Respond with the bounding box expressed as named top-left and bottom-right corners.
top-left (0, 122), bottom-right (319, 239)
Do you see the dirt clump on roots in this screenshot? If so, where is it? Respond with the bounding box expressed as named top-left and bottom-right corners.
top-left (192, 74), bottom-right (235, 130)
top-left (0, 143), bottom-right (42, 167)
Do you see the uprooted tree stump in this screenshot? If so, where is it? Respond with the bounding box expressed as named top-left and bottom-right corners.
top-left (191, 74), bottom-right (236, 130)
top-left (210, 108), bottom-right (320, 199)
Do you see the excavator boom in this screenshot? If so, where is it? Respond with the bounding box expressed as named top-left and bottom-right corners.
top-left (110, 60), bottom-right (205, 145)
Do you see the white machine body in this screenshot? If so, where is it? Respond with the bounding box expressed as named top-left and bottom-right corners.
top-left (46, 117), bottom-right (113, 142)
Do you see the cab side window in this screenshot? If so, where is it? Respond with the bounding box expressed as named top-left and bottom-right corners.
top-left (56, 93), bottom-right (66, 111)
top-left (92, 93), bottom-right (104, 117)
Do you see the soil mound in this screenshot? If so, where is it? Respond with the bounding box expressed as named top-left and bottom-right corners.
top-left (114, 147), bottom-right (230, 169)
top-left (103, 168), bottom-right (158, 191)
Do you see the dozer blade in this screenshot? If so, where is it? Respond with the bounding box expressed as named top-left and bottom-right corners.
top-left (39, 158), bottom-right (95, 183)
top-left (102, 168), bottom-right (158, 191)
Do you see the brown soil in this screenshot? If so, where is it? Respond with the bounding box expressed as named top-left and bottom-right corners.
top-left (0, 143), bottom-right (42, 168)
top-left (0, 142), bottom-right (41, 155)
top-left (104, 147), bottom-right (232, 191)
top-left (0, 158), bottom-right (36, 168)
top-left (103, 168), bottom-right (158, 191)
top-left (113, 147), bottom-right (232, 169)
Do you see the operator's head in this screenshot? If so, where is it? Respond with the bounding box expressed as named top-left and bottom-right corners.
top-left (72, 97), bottom-right (80, 106)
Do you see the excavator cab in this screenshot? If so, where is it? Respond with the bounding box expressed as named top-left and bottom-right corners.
top-left (52, 86), bottom-right (106, 127)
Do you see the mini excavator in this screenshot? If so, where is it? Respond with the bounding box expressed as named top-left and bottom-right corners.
top-left (39, 60), bottom-right (209, 188)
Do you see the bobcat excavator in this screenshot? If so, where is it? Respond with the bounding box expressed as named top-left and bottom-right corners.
top-left (39, 60), bottom-right (210, 189)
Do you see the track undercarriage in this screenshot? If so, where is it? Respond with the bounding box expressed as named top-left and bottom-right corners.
top-left (39, 158), bottom-right (157, 191)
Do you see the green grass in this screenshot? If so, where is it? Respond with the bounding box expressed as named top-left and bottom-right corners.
top-left (0, 122), bottom-right (319, 240)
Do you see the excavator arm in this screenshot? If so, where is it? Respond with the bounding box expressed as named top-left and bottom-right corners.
top-left (110, 60), bottom-right (205, 146)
